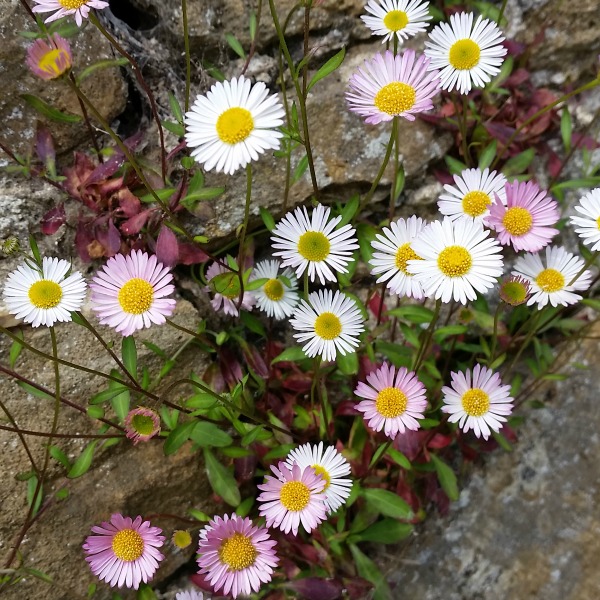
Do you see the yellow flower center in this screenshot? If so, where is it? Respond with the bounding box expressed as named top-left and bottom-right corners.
top-left (216, 107), bottom-right (254, 145)
top-left (314, 312), bottom-right (342, 340)
top-left (111, 529), bottom-right (144, 562)
top-left (28, 280), bottom-right (63, 309)
top-left (118, 278), bottom-right (154, 314)
top-left (263, 278), bottom-right (284, 301)
top-left (395, 242), bottom-right (422, 275)
top-left (437, 245), bottom-right (472, 277)
top-left (596, 216), bottom-right (600, 230)
top-left (536, 268), bottom-right (565, 293)
top-left (375, 387), bottom-right (408, 418)
top-left (172, 530), bottom-right (192, 549)
top-left (374, 82), bottom-right (417, 115)
top-left (58, 0), bottom-right (88, 8)
top-left (297, 231), bottom-right (331, 262)
top-left (383, 9), bottom-right (409, 31)
top-left (502, 207), bottom-right (533, 236)
top-left (449, 39), bottom-right (481, 70)
top-left (38, 48), bottom-right (70, 78)
top-left (131, 414), bottom-right (155, 436)
top-left (311, 464), bottom-right (331, 490)
top-left (218, 533), bottom-right (257, 571)
top-left (461, 190), bottom-right (492, 217)
top-left (461, 388), bottom-right (490, 417)
top-left (279, 480), bottom-right (311, 511)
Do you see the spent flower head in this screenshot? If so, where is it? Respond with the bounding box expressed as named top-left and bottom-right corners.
top-left (499, 275), bottom-right (531, 306)
top-left (26, 34), bottom-right (72, 80)
top-left (124, 407), bottom-right (161, 444)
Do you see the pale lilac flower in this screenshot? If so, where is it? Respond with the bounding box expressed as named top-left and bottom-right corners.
top-left (83, 514), bottom-right (164, 589)
top-left (205, 261), bottom-right (254, 317)
top-left (361, 0), bottom-right (432, 44)
top-left (442, 364), bottom-right (513, 440)
top-left (197, 514), bottom-right (278, 599)
top-left (32, 0), bottom-right (108, 26)
top-left (286, 442), bottom-right (352, 513)
top-left (485, 180), bottom-right (559, 252)
top-left (346, 49), bottom-right (441, 124)
top-left (26, 34), bottom-right (72, 80)
top-left (90, 250), bottom-right (176, 336)
top-left (570, 188), bottom-right (600, 251)
top-left (354, 362), bottom-right (427, 439)
top-left (124, 407), bottom-right (161, 444)
top-left (257, 462), bottom-right (327, 536)
top-left (176, 592), bottom-right (204, 600)
top-left (512, 246), bottom-right (592, 309)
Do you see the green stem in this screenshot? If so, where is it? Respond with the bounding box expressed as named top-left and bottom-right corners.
top-left (489, 303), bottom-right (504, 365)
top-left (503, 310), bottom-right (542, 376)
top-left (497, 0), bottom-right (509, 24)
top-left (182, 0), bottom-right (191, 112)
top-left (0, 398), bottom-right (39, 474)
top-left (412, 299), bottom-right (442, 372)
top-left (236, 164), bottom-right (253, 313)
top-left (69, 72), bottom-right (102, 160)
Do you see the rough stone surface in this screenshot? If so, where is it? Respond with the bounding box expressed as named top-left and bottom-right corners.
top-left (0, 0), bottom-right (127, 158)
top-left (381, 322), bottom-right (600, 600)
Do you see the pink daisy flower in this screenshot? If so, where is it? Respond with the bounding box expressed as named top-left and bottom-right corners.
top-left (442, 364), bottom-right (513, 440)
top-left (197, 514), bottom-right (278, 599)
top-left (83, 514), bottom-right (165, 590)
top-left (354, 362), bottom-right (427, 439)
top-left (26, 34), bottom-right (72, 81)
top-left (485, 180), bottom-right (559, 252)
top-left (346, 49), bottom-right (441, 124)
top-left (257, 462), bottom-right (327, 536)
top-left (90, 250), bottom-right (176, 336)
top-left (32, 0), bottom-right (109, 26)
top-left (124, 407), bottom-right (161, 444)
top-left (205, 261), bottom-right (254, 317)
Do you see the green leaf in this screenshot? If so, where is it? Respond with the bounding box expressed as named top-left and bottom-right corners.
top-left (87, 405), bottom-right (105, 419)
top-left (17, 381), bottom-right (53, 400)
top-left (122, 336), bottom-right (137, 378)
top-left (307, 47), bottom-right (346, 92)
top-left (337, 351), bottom-right (358, 375)
top-left (292, 154), bottom-right (308, 184)
top-left (225, 33), bottom-right (245, 58)
top-left (21, 94), bottom-right (82, 123)
top-left (352, 518), bottom-right (413, 544)
top-left (349, 544), bottom-right (392, 600)
top-left (29, 235), bottom-right (42, 265)
top-left (502, 148), bottom-right (535, 177)
top-left (338, 195), bottom-right (360, 227)
top-left (478, 139), bottom-right (497, 170)
top-left (271, 346), bottom-right (308, 364)
top-left (189, 508), bottom-right (211, 521)
top-left (204, 449), bottom-right (241, 506)
top-left (239, 310), bottom-right (266, 336)
top-left (259, 207), bottom-right (275, 231)
top-left (387, 305), bottom-right (434, 324)
top-left (162, 120), bottom-right (185, 137)
top-left (360, 488), bottom-right (413, 520)
top-left (136, 584), bottom-right (157, 600)
top-left (210, 272), bottom-right (241, 298)
top-left (444, 155), bottom-right (467, 175)
top-left (23, 567), bottom-right (53, 584)
top-left (9, 330), bottom-right (24, 368)
top-left (561, 106), bottom-right (572, 153)
top-left (182, 186), bottom-right (225, 207)
top-left (68, 441), bottom-right (98, 478)
top-left (433, 325), bottom-right (468, 342)
top-left (491, 429), bottom-right (513, 451)
top-left (75, 58), bottom-right (129, 84)
top-left (138, 187), bottom-right (176, 204)
top-left (190, 421), bottom-right (233, 447)
top-left (249, 10), bottom-right (257, 40)
top-left (386, 447), bottom-right (411, 470)
top-left (27, 476), bottom-right (43, 516)
top-left (50, 445), bottom-right (71, 470)
top-left (236, 496), bottom-right (254, 517)
top-left (168, 92), bottom-right (184, 124)
top-left (163, 421), bottom-right (197, 455)
top-left (109, 372), bottom-right (130, 422)
top-left (89, 385), bottom-right (129, 405)
top-left (430, 454), bottom-right (459, 501)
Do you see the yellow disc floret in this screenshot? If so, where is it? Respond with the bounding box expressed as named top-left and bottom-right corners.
top-left (374, 82), bottom-right (417, 115)
top-left (28, 280), bottom-right (63, 309)
top-left (314, 312), bottom-right (342, 340)
top-left (264, 278), bottom-right (284, 301)
top-left (172, 529), bottom-right (192, 549)
top-left (502, 207), bottom-right (533, 236)
top-left (297, 231), bottom-right (331, 262)
top-left (595, 216), bottom-right (600, 230)
top-left (395, 242), bottom-right (422, 274)
top-left (38, 48), bottom-right (69, 78)
top-left (375, 387), bottom-right (408, 418)
top-left (58, 0), bottom-right (88, 8)
top-left (216, 107), bottom-right (254, 145)
top-left (383, 9), bottom-right (409, 31)
top-left (118, 278), bottom-right (154, 314)
top-left (461, 388), bottom-right (490, 417)
top-left (111, 529), bottom-right (144, 562)
top-left (218, 533), bottom-right (257, 571)
top-left (279, 480), bottom-right (311, 511)
top-left (437, 245), bottom-right (472, 277)
top-left (535, 268), bottom-right (565, 293)
top-left (311, 464), bottom-right (331, 490)
top-left (462, 190), bottom-right (492, 217)
top-left (449, 39), bottom-right (481, 70)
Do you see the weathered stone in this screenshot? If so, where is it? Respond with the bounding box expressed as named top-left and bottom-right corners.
top-left (381, 322), bottom-right (600, 600)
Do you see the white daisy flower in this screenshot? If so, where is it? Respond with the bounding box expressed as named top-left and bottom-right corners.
top-left (271, 204), bottom-right (359, 285)
top-left (438, 167), bottom-right (507, 222)
top-left (250, 260), bottom-right (299, 320)
top-left (286, 442), bottom-right (352, 513)
top-left (369, 216), bottom-right (426, 298)
top-left (424, 12), bottom-right (507, 94)
top-left (290, 289), bottom-right (365, 362)
top-left (407, 217), bottom-right (504, 305)
top-left (31, 0), bottom-right (108, 26)
top-left (361, 0), bottom-right (432, 44)
top-left (512, 246), bottom-right (592, 309)
top-left (185, 76), bottom-right (285, 175)
top-left (442, 364), bottom-right (513, 440)
top-left (570, 188), bottom-right (600, 251)
top-left (3, 257), bottom-right (86, 327)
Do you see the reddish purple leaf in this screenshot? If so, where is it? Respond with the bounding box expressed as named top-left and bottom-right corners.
top-left (40, 204), bottom-right (65, 235)
top-left (572, 132), bottom-right (600, 150)
top-left (156, 225), bottom-right (179, 267)
top-left (178, 241), bottom-right (209, 265)
top-left (75, 221), bottom-right (94, 261)
top-left (342, 577), bottom-right (374, 600)
top-left (287, 578), bottom-right (343, 600)
top-left (120, 210), bottom-right (152, 236)
top-left (35, 124), bottom-right (56, 171)
top-left (96, 219), bottom-right (122, 257)
top-left (234, 453), bottom-right (257, 482)
top-left (116, 187), bottom-right (141, 217)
